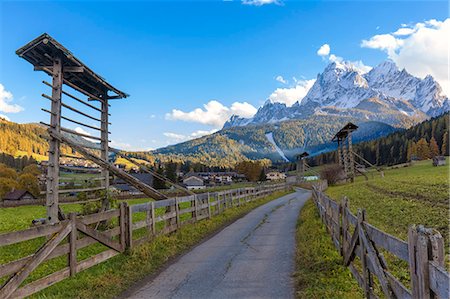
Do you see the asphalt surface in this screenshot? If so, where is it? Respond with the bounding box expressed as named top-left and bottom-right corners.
top-left (125, 188), bottom-right (311, 299)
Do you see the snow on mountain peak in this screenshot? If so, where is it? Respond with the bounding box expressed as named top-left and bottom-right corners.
top-left (223, 60), bottom-right (449, 129)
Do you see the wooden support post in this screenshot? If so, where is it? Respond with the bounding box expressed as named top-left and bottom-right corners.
top-left (416, 231), bottom-right (431, 298)
top-left (358, 209), bottom-right (372, 298)
top-left (341, 197), bottom-right (349, 257)
top-left (119, 202), bottom-right (126, 252)
top-left (69, 213), bottom-right (77, 277)
top-left (337, 140), bottom-right (342, 166)
top-left (151, 202), bottom-right (156, 235)
top-left (194, 195), bottom-right (198, 221)
top-left (145, 203), bottom-right (152, 235)
top-left (100, 92), bottom-right (110, 210)
top-left (125, 203), bottom-right (132, 250)
top-left (348, 131), bottom-right (355, 182)
top-left (46, 56), bottom-right (63, 224)
top-left (207, 193), bottom-right (211, 219)
top-left (409, 226), bottom-right (445, 299)
top-left (175, 198), bottom-right (180, 228)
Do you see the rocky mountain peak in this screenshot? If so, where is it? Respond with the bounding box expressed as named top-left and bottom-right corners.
top-left (224, 60), bottom-right (449, 129)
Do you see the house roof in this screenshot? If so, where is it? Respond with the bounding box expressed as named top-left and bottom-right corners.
top-left (16, 33), bottom-right (128, 100)
top-left (3, 190), bottom-right (35, 200)
top-left (297, 152), bottom-right (309, 160)
top-left (332, 122), bottom-right (359, 142)
top-left (183, 176), bottom-right (204, 185)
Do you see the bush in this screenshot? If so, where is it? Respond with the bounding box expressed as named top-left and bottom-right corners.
top-left (319, 164), bottom-right (344, 185)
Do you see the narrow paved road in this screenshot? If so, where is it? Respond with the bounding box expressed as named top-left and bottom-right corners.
top-left (125, 188), bottom-right (311, 299)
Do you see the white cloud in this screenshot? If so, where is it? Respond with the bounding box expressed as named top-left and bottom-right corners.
top-left (166, 100), bottom-right (257, 128)
top-left (0, 84), bottom-right (24, 114)
top-left (230, 102), bottom-right (257, 118)
top-left (361, 18), bottom-right (450, 95)
top-left (163, 132), bottom-right (187, 142)
top-left (163, 129), bottom-right (218, 145)
top-left (74, 127), bottom-right (98, 143)
top-left (317, 45), bottom-right (372, 74)
top-left (269, 79), bottom-right (316, 106)
top-left (110, 140), bottom-right (132, 150)
top-left (0, 114), bottom-right (10, 121)
top-left (317, 44), bottom-right (330, 57)
top-left (275, 75), bottom-right (287, 84)
top-left (393, 27), bottom-right (415, 36)
top-left (241, 0), bottom-right (282, 6)
top-left (361, 34), bottom-right (403, 53)
top-left (190, 129), bottom-right (218, 138)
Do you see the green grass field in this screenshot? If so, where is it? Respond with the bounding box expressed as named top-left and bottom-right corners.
top-left (295, 158), bottom-right (449, 297)
top-left (326, 159), bottom-right (449, 249)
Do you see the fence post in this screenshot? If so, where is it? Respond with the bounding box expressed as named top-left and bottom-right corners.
top-left (146, 202), bottom-right (152, 236)
top-left (119, 202), bottom-right (127, 252)
top-left (341, 197), bottom-right (349, 257)
top-left (194, 195), bottom-right (198, 221)
top-left (151, 201), bottom-right (156, 235)
top-left (175, 198), bottom-right (180, 228)
top-left (408, 226), bottom-right (419, 298)
top-left (69, 213), bottom-right (77, 276)
top-left (358, 209), bottom-right (372, 297)
top-left (207, 192), bottom-right (211, 219)
top-left (126, 203), bottom-right (132, 250)
top-left (429, 230), bottom-right (444, 267)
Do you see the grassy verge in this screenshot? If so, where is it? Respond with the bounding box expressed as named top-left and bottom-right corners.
top-left (294, 199), bottom-right (363, 298)
top-left (29, 190), bottom-right (292, 298)
top-left (326, 159), bottom-right (448, 252)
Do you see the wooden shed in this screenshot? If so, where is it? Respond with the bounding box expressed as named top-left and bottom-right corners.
top-left (3, 190), bottom-right (36, 201)
top-left (432, 156), bottom-right (446, 166)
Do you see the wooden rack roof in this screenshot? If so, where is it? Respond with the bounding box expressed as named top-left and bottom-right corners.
top-left (16, 33), bottom-right (128, 100)
top-left (332, 122), bottom-right (358, 142)
top-left (297, 152), bottom-right (309, 160)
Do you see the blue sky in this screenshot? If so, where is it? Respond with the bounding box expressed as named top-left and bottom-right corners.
top-left (0, 0), bottom-right (448, 150)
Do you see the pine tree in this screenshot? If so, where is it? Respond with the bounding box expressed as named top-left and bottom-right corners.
top-left (153, 166), bottom-right (166, 189)
top-left (429, 137), bottom-right (439, 158)
top-left (442, 131), bottom-right (449, 156)
top-left (416, 138), bottom-right (430, 160)
top-left (17, 173), bottom-right (40, 196)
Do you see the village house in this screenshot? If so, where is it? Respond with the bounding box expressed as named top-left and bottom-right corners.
top-left (182, 175), bottom-right (206, 190)
top-left (112, 173), bottom-right (153, 194)
top-left (266, 171), bottom-right (287, 181)
top-left (2, 190), bottom-right (37, 201)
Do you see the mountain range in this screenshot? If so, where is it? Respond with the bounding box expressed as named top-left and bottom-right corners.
top-left (154, 60), bottom-right (449, 165)
top-left (224, 60), bottom-right (448, 129)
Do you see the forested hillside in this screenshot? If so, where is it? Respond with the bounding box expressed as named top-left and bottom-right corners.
top-left (153, 115), bottom-right (398, 166)
top-left (309, 113), bottom-right (449, 166)
top-left (0, 118), bottom-right (73, 160)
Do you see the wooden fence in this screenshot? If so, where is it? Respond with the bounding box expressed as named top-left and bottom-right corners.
top-left (0, 183), bottom-right (289, 299)
top-left (312, 181), bottom-right (449, 299)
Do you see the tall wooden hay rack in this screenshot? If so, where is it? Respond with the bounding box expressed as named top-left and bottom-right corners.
top-left (332, 122), bottom-right (358, 182)
top-left (16, 33), bottom-right (168, 224)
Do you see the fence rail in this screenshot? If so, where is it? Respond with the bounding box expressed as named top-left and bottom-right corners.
top-left (311, 181), bottom-right (449, 299)
top-left (0, 183), bottom-right (289, 299)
